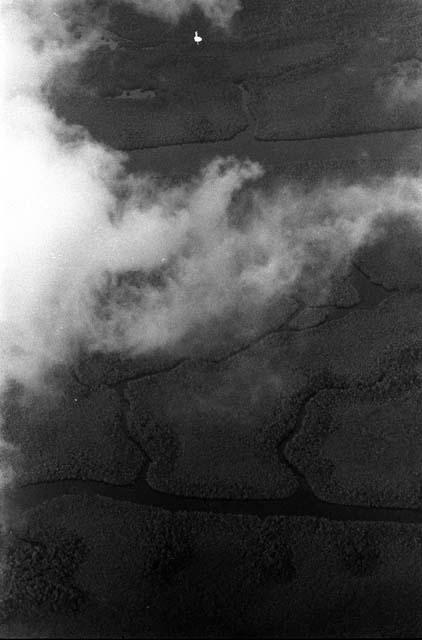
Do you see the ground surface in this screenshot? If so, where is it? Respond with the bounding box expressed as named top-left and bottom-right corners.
top-left (4, 0), bottom-right (422, 636)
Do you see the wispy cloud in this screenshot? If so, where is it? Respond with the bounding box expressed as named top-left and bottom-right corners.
top-left (376, 59), bottom-right (422, 106)
top-left (2, 0), bottom-right (422, 392)
top-left (125, 0), bottom-right (242, 27)
top-left (2, 1), bottom-right (422, 538)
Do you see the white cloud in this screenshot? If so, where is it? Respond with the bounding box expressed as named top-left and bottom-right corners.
top-left (2, 1), bottom-right (422, 391)
top-left (376, 59), bottom-right (422, 106)
top-left (2, 0), bottom-right (422, 524)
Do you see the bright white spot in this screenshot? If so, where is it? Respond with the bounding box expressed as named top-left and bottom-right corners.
top-left (194, 30), bottom-right (203, 45)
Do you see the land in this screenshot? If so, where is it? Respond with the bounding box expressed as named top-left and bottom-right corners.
top-left (4, 0), bottom-right (422, 636)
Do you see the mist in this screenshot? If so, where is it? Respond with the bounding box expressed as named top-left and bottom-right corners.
top-left (2, 2), bottom-right (422, 634)
top-left (2, 0), bottom-right (422, 397)
top-left (0, 0), bottom-right (421, 559)
top-left (125, 0), bottom-right (242, 27)
top-left (377, 59), bottom-right (422, 107)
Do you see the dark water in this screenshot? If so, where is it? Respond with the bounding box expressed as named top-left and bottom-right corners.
top-left (8, 474), bottom-right (422, 524)
top-left (126, 127), bottom-right (422, 185)
top-left (5, 249), bottom-right (400, 524)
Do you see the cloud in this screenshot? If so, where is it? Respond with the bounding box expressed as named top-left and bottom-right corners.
top-left (2, 0), bottom-right (422, 554)
top-left (3, 0), bottom-right (422, 529)
top-left (3, 0), bottom-right (422, 394)
top-left (0, 0), bottom-right (243, 533)
top-left (376, 59), bottom-right (422, 106)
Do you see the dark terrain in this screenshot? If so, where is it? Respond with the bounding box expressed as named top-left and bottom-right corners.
top-left (4, 0), bottom-right (422, 637)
